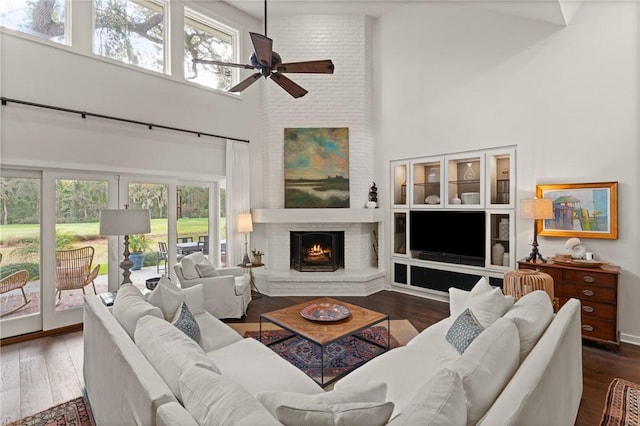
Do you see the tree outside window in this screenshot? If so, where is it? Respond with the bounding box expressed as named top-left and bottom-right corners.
top-left (0, 0), bottom-right (68, 44)
top-left (184, 9), bottom-right (235, 91)
top-left (93, 0), bottom-right (165, 73)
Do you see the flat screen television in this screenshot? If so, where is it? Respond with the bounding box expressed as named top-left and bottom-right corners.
top-left (410, 210), bottom-right (486, 266)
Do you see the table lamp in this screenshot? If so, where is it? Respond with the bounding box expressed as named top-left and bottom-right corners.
top-left (100, 207), bottom-right (151, 285)
top-left (238, 213), bottom-right (253, 266)
top-left (521, 197), bottom-right (553, 263)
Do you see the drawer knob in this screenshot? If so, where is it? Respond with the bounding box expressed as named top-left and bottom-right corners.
top-left (582, 306), bottom-right (594, 313)
top-left (583, 276), bottom-right (595, 283)
top-left (582, 289), bottom-right (595, 297)
top-left (582, 325), bottom-right (594, 332)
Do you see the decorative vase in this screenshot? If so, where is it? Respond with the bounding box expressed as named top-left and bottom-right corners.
top-left (502, 252), bottom-right (510, 267)
top-left (451, 194), bottom-right (461, 204)
top-left (427, 168), bottom-right (438, 183)
top-left (492, 243), bottom-right (505, 266)
top-left (130, 252), bottom-right (144, 270)
top-left (498, 218), bottom-right (509, 240)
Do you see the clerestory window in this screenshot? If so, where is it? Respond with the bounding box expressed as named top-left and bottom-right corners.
top-left (184, 8), bottom-right (237, 91)
top-left (93, 0), bottom-right (166, 73)
top-left (0, 0), bottom-right (69, 45)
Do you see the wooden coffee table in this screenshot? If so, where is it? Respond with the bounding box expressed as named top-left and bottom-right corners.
top-left (260, 297), bottom-right (390, 387)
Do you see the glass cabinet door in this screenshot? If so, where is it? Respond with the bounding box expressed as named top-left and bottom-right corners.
top-left (411, 157), bottom-right (443, 207)
top-left (486, 147), bottom-right (515, 209)
top-left (391, 161), bottom-right (408, 207)
top-left (445, 153), bottom-right (484, 208)
top-left (488, 212), bottom-right (513, 269)
top-left (393, 211), bottom-right (408, 256)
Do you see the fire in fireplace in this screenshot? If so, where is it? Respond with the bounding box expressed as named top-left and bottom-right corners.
top-left (291, 231), bottom-right (344, 272)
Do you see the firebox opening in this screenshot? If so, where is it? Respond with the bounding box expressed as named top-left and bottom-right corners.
top-left (290, 231), bottom-right (344, 272)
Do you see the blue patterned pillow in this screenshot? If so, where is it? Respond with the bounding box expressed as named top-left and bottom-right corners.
top-left (446, 308), bottom-right (484, 354)
top-left (172, 302), bottom-right (201, 342)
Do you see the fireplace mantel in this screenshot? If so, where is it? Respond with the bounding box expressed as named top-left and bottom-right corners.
top-left (252, 208), bottom-right (383, 224)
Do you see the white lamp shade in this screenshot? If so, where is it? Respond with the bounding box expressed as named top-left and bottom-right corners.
top-left (100, 209), bottom-right (151, 236)
top-left (521, 198), bottom-right (553, 220)
top-left (237, 213), bottom-right (253, 233)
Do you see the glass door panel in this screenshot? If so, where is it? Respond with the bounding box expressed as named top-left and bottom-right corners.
top-left (127, 182), bottom-right (168, 289)
top-left (0, 173), bottom-right (42, 337)
top-left (54, 179), bottom-right (108, 312)
top-left (177, 184), bottom-right (209, 258)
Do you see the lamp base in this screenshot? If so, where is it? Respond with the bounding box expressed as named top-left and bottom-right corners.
top-left (241, 253), bottom-right (251, 266)
top-left (524, 240), bottom-right (547, 263)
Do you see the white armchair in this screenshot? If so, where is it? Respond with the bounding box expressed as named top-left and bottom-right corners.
top-left (174, 252), bottom-right (251, 319)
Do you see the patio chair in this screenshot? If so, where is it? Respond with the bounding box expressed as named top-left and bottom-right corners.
top-left (0, 269), bottom-right (31, 317)
top-left (157, 241), bottom-right (169, 274)
top-left (177, 237), bottom-right (193, 243)
top-left (198, 235), bottom-right (209, 255)
top-left (54, 246), bottom-right (98, 303)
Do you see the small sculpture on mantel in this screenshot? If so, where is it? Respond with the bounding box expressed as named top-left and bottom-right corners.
top-left (368, 182), bottom-right (378, 208)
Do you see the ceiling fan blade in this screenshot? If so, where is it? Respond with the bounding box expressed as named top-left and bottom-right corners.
top-left (250, 32), bottom-right (273, 68)
top-left (229, 73), bottom-right (262, 92)
top-left (192, 58), bottom-right (255, 70)
top-left (276, 60), bottom-right (335, 74)
top-left (269, 73), bottom-right (308, 98)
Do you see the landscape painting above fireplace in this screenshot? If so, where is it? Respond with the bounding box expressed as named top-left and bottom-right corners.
top-left (284, 128), bottom-right (349, 208)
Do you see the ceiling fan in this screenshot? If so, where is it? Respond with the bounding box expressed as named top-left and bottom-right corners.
top-left (192, 0), bottom-right (334, 98)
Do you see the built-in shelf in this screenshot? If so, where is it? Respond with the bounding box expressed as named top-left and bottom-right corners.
top-left (252, 208), bottom-right (384, 224)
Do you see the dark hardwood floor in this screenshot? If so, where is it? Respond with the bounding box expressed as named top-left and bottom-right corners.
top-left (228, 291), bottom-right (640, 426)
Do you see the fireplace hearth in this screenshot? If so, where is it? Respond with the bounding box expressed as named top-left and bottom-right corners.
top-left (291, 231), bottom-right (344, 272)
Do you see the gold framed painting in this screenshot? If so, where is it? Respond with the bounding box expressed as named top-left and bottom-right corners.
top-left (536, 182), bottom-right (618, 239)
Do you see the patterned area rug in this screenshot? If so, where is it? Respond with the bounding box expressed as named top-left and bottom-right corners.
top-left (600, 378), bottom-right (640, 426)
top-left (245, 325), bottom-right (400, 383)
top-left (6, 396), bottom-right (95, 426)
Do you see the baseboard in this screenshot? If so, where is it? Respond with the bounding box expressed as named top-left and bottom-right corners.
top-left (620, 332), bottom-right (640, 346)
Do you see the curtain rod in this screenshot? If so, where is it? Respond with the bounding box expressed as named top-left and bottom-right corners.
top-left (0, 97), bottom-right (250, 143)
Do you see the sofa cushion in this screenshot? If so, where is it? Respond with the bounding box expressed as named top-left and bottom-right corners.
top-left (181, 284), bottom-right (206, 316)
top-left (451, 317), bottom-right (520, 425)
top-left (112, 284), bottom-right (163, 339)
top-left (147, 278), bottom-right (186, 320)
top-left (387, 368), bottom-right (466, 426)
top-left (172, 302), bottom-right (201, 342)
top-left (135, 315), bottom-right (219, 403)
top-left (179, 365), bottom-right (280, 426)
top-left (445, 308), bottom-right (484, 354)
top-left (504, 290), bottom-right (554, 360)
top-left (196, 260), bottom-right (219, 278)
top-left (256, 382), bottom-right (388, 418)
top-left (274, 401), bottom-right (394, 426)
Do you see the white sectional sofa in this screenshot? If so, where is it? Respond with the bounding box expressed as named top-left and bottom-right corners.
top-left (83, 277), bottom-right (582, 425)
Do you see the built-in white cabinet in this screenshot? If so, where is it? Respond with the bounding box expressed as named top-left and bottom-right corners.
top-left (390, 146), bottom-right (517, 294)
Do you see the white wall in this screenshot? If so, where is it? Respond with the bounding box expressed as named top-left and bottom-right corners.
top-left (0, 0), bottom-right (262, 181)
top-left (374, 2), bottom-right (639, 343)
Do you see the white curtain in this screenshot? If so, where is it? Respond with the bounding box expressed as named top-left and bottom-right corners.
top-left (226, 140), bottom-right (251, 267)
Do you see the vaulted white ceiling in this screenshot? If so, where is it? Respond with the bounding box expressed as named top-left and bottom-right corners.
top-left (222, 0), bottom-right (584, 26)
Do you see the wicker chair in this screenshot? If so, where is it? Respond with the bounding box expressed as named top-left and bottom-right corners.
top-left (0, 269), bottom-right (31, 317)
top-left (55, 247), bottom-right (99, 302)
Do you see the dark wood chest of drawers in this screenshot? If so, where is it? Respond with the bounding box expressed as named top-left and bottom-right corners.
top-left (518, 260), bottom-right (620, 351)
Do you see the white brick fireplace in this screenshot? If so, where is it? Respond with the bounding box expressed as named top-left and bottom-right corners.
top-left (252, 209), bottom-right (385, 296)
top-left (251, 15), bottom-right (384, 296)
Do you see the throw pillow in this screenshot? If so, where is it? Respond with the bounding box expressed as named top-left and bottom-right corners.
top-left (195, 260), bottom-right (219, 278)
top-left (179, 365), bottom-right (280, 426)
top-left (451, 317), bottom-right (520, 425)
top-left (146, 279), bottom-right (186, 320)
top-left (387, 368), bottom-right (466, 426)
top-left (445, 308), bottom-right (484, 354)
top-left (503, 290), bottom-right (553, 360)
top-left (465, 287), bottom-right (512, 328)
top-left (112, 284), bottom-right (163, 339)
top-left (274, 401), bottom-right (394, 426)
top-left (448, 277), bottom-right (493, 317)
top-left (256, 382), bottom-right (388, 417)
top-left (181, 283), bottom-right (205, 316)
top-left (180, 255), bottom-right (200, 280)
top-left (134, 315), bottom-right (219, 403)
top-left (172, 301), bottom-right (201, 342)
